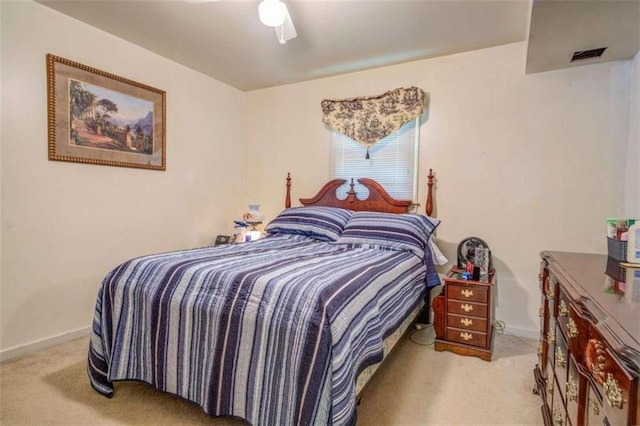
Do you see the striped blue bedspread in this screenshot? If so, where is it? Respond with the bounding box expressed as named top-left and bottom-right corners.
top-left (88, 234), bottom-right (439, 425)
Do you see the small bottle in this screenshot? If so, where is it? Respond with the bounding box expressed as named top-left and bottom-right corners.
top-left (627, 221), bottom-right (640, 264)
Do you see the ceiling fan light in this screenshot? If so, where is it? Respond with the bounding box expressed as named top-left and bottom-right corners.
top-left (259, 0), bottom-right (286, 27)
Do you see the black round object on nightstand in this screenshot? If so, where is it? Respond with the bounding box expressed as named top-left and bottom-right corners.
top-left (457, 237), bottom-right (491, 269)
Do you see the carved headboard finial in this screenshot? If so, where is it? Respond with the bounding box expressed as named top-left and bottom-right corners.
top-left (347, 178), bottom-right (357, 203)
top-left (285, 172), bottom-right (292, 208)
top-left (426, 169), bottom-right (434, 217)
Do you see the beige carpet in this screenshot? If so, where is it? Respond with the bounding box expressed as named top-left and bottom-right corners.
top-left (0, 329), bottom-right (542, 425)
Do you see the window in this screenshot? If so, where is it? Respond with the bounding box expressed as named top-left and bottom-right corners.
top-left (331, 118), bottom-right (419, 201)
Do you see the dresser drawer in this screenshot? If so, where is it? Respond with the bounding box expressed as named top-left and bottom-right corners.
top-left (556, 290), bottom-right (587, 362)
top-left (554, 323), bottom-right (569, 403)
top-left (447, 300), bottom-right (488, 317)
top-left (447, 313), bottom-right (487, 333)
top-left (545, 356), bottom-right (555, 409)
top-left (566, 355), bottom-right (579, 426)
top-left (447, 283), bottom-right (488, 303)
top-left (585, 375), bottom-right (607, 425)
top-left (552, 375), bottom-right (567, 426)
top-left (446, 327), bottom-right (488, 348)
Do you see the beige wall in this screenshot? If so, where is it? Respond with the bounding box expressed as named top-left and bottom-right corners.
top-left (625, 50), bottom-right (640, 217)
top-left (0, 1), bottom-right (246, 357)
top-left (245, 42), bottom-right (632, 336)
top-left (0, 2), bottom-right (635, 355)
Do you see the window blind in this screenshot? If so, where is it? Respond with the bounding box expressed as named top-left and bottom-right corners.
top-left (331, 118), bottom-right (419, 201)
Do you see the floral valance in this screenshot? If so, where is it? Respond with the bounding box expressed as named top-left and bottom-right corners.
top-left (321, 86), bottom-right (425, 148)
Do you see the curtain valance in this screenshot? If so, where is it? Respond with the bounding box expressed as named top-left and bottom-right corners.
top-left (321, 86), bottom-right (425, 148)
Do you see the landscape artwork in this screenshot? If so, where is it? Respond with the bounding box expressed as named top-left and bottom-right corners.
top-left (47, 54), bottom-right (166, 170)
top-left (70, 80), bottom-right (154, 155)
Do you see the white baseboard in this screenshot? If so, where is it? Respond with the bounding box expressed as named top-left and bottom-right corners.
top-left (0, 325), bottom-right (91, 363)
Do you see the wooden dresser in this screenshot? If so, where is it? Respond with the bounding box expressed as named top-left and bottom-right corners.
top-left (533, 251), bottom-right (640, 426)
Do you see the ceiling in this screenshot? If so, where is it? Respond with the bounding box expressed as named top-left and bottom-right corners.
top-left (527, 0), bottom-right (639, 74)
top-left (36, 0), bottom-right (640, 92)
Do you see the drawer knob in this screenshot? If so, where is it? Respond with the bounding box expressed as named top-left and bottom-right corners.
top-left (461, 303), bottom-right (473, 312)
top-left (566, 375), bottom-right (577, 402)
top-left (559, 300), bottom-right (569, 317)
top-left (539, 306), bottom-right (544, 318)
top-left (555, 347), bottom-right (566, 369)
top-left (460, 332), bottom-right (473, 341)
top-left (567, 318), bottom-right (578, 339)
top-left (460, 318), bottom-right (473, 327)
top-left (546, 379), bottom-right (553, 394)
top-left (604, 373), bottom-right (624, 409)
top-left (590, 398), bottom-right (600, 416)
top-left (460, 289), bottom-right (473, 298)
top-left (537, 342), bottom-right (543, 358)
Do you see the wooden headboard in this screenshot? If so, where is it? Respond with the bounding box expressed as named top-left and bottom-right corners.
top-left (284, 169), bottom-right (435, 216)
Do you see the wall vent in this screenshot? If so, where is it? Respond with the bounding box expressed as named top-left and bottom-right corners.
top-left (571, 48), bottom-right (607, 62)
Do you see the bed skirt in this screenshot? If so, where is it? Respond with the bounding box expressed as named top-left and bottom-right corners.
top-left (355, 301), bottom-right (424, 396)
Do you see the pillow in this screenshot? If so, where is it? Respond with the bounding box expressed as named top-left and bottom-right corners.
top-left (336, 211), bottom-right (440, 257)
top-left (265, 206), bottom-right (353, 242)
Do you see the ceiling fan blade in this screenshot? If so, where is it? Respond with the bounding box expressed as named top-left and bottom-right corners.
top-left (274, 5), bottom-right (297, 44)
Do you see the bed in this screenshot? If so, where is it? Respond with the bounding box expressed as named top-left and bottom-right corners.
top-left (87, 172), bottom-right (441, 425)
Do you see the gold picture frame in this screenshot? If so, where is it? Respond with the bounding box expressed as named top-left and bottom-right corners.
top-left (47, 54), bottom-right (166, 170)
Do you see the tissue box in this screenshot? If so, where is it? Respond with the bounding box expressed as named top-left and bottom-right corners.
top-left (607, 237), bottom-right (628, 262)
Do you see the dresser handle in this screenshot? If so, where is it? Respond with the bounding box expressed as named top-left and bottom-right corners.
top-left (461, 303), bottom-right (473, 312)
top-left (555, 347), bottom-right (566, 369)
top-left (566, 375), bottom-right (577, 402)
top-left (539, 306), bottom-right (544, 317)
top-left (460, 289), bottom-right (473, 298)
top-left (460, 318), bottom-right (473, 327)
top-left (559, 300), bottom-right (568, 317)
top-left (552, 405), bottom-right (563, 426)
top-left (537, 342), bottom-right (543, 358)
top-left (545, 285), bottom-right (554, 301)
top-left (567, 318), bottom-right (578, 339)
top-left (546, 379), bottom-right (553, 394)
top-left (590, 398), bottom-right (600, 416)
top-left (547, 329), bottom-right (556, 346)
top-left (587, 339), bottom-right (606, 383)
top-left (460, 332), bottom-right (473, 341)
top-left (604, 373), bottom-right (623, 409)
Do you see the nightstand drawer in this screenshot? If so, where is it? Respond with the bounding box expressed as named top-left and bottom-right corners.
top-left (447, 313), bottom-right (487, 332)
top-left (447, 300), bottom-right (488, 317)
top-left (446, 327), bottom-right (488, 347)
top-left (447, 284), bottom-right (488, 303)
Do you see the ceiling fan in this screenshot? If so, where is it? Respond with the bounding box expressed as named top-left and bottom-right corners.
top-left (186, 0), bottom-right (297, 45)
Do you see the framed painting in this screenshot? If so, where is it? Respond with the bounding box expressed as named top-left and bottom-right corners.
top-left (46, 54), bottom-right (166, 170)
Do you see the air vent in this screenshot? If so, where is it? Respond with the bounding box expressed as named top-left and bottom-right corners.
top-left (571, 48), bottom-right (607, 62)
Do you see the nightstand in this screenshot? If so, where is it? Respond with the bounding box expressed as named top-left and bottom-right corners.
top-left (433, 266), bottom-right (495, 361)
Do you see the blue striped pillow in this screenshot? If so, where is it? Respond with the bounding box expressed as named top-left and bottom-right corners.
top-left (336, 212), bottom-right (440, 257)
top-left (265, 206), bottom-right (353, 242)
